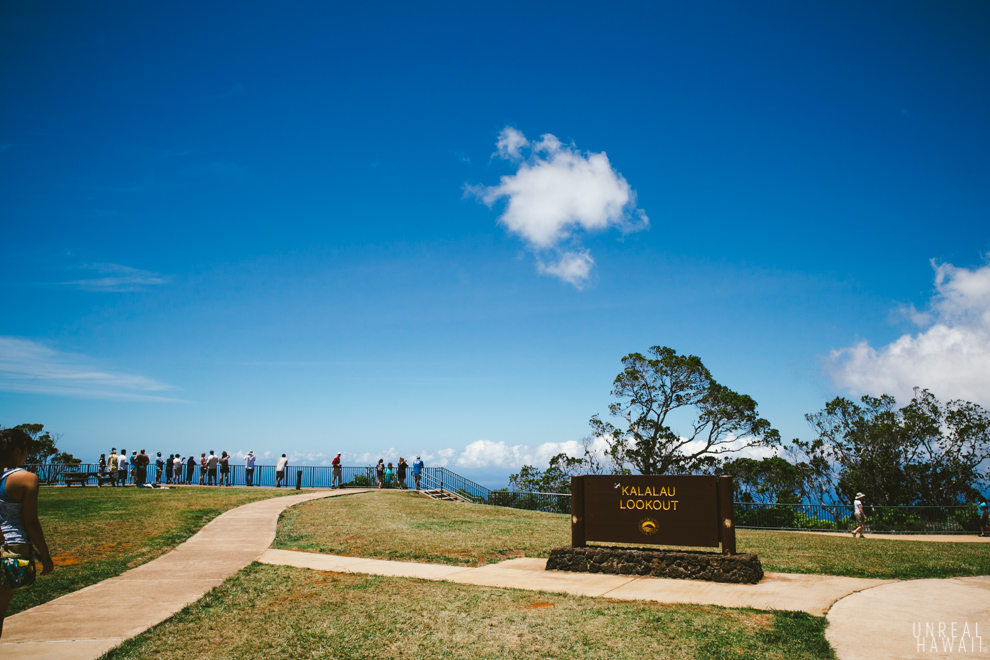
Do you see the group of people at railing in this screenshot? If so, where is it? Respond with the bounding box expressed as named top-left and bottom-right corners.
top-left (374, 456), bottom-right (424, 490)
top-left (81, 449), bottom-right (428, 491)
top-left (97, 448), bottom-right (243, 487)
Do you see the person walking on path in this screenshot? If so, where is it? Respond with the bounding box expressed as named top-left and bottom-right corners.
top-left (375, 459), bottom-right (384, 489)
top-left (219, 452), bottom-right (230, 487)
top-left (245, 451), bottom-right (256, 487)
top-left (397, 457), bottom-right (408, 489)
top-left (118, 450), bottom-right (129, 486)
top-left (852, 492), bottom-right (867, 538)
top-left (134, 449), bottom-right (150, 487)
top-left (206, 451), bottom-right (219, 486)
top-left (107, 449), bottom-right (119, 487)
top-left (0, 427), bottom-right (55, 640)
top-left (331, 453), bottom-right (342, 489)
top-left (978, 497), bottom-right (989, 537)
top-left (412, 455), bottom-right (424, 490)
top-left (275, 455), bottom-right (288, 488)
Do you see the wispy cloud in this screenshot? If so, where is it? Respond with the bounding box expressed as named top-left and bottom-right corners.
top-left (335, 439), bottom-right (589, 470)
top-left (825, 259), bottom-right (990, 407)
top-left (0, 336), bottom-right (182, 402)
top-left (467, 127), bottom-right (648, 289)
top-left (63, 263), bottom-right (165, 292)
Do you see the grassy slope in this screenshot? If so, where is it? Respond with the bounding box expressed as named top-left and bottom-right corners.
top-left (12, 486), bottom-right (303, 616)
top-left (102, 564), bottom-right (833, 660)
top-left (276, 491), bottom-right (990, 580)
top-left (275, 490), bottom-right (569, 565)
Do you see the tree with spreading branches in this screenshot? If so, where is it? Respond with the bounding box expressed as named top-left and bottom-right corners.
top-left (590, 346), bottom-right (780, 475)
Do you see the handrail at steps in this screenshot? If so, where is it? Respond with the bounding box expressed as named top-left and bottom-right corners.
top-left (419, 467), bottom-right (490, 502)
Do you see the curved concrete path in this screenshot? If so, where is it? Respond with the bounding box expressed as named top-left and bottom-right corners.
top-left (4, 488), bottom-right (986, 659)
top-left (791, 530), bottom-right (990, 543)
top-left (827, 576), bottom-right (990, 659)
top-left (259, 549), bottom-right (890, 616)
top-left (0, 489), bottom-right (364, 660)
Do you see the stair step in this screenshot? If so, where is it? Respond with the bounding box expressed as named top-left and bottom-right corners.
top-left (419, 488), bottom-right (471, 503)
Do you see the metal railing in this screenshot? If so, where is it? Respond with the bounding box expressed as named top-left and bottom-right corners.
top-left (31, 464), bottom-right (984, 534)
top-left (487, 490), bottom-right (570, 514)
top-left (420, 467), bottom-right (491, 502)
top-left (29, 462), bottom-right (468, 492)
top-left (734, 502), bottom-right (982, 534)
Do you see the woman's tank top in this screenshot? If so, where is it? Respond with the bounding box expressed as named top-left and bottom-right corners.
top-left (0, 467), bottom-right (28, 545)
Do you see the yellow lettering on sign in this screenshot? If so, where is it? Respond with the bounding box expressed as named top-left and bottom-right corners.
top-left (619, 499), bottom-right (680, 511)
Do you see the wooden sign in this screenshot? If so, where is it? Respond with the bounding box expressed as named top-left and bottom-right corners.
top-left (570, 475), bottom-right (736, 554)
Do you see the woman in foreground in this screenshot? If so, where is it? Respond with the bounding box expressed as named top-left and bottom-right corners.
top-left (0, 428), bottom-right (54, 639)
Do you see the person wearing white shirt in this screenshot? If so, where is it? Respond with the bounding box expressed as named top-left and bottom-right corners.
top-left (206, 451), bottom-right (219, 486)
top-left (117, 450), bottom-right (129, 486)
top-left (852, 492), bottom-right (867, 538)
top-left (245, 451), bottom-right (256, 487)
top-left (276, 454), bottom-right (288, 488)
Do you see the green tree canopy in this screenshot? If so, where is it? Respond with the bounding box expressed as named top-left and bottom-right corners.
top-left (11, 423), bottom-right (81, 467)
top-left (796, 389), bottom-right (990, 506)
top-left (509, 453), bottom-right (585, 493)
top-left (590, 346), bottom-right (780, 475)
top-left (722, 456), bottom-right (811, 504)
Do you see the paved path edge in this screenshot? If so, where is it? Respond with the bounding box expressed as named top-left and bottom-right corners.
top-left (0, 489), bottom-right (362, 660)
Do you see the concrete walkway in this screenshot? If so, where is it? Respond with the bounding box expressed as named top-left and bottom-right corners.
top-left (261, 548), bottom-right (990, 658)
top-left (826, 576), bottom-right (990, 659)
top-left (790, 530), bottom-right (990, 543)
top-left (259, 549), bottom-right (890, 616)
top-left (3, 488), bottom-right (988, 659)
top-left (0, 489), bottom-right (364, 660)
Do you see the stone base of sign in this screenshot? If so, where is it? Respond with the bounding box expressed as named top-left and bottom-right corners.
top-left (546, 546), bottom-right (764, 584)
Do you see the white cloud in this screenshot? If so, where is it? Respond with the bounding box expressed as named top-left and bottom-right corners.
top-left (468, 127), bottom-right (648, 288)
top-left (494, 126), bottom-right (530, 161)
top-left (826, 259), bottom-right (990, 407)
top-left (537, 250), bottom-right (595, 289)
top-left (450, 439), bottom-right (585, 469)
top-left (311, 440), bottom-right (585, 471)
top-left (0, 336), bottom-right (181, 401)
top-left (64, 263), bottom-right (165, 292)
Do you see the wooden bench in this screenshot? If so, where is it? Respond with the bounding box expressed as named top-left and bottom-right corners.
top-left (63, 472), bottom-right (113, 487)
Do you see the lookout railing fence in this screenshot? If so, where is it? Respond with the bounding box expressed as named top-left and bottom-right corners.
top-left (31, 464), bottom-right (984, 533)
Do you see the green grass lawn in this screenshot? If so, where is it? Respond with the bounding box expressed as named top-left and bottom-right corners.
top-left (738, 529), bottom-right (990, 579)
top-left (276, 491), bottom-right (990, 580)
top-left (20, 488), bottom-right (989, 660)
top-left (11, 486), bottom-right (305, 616)
top-left (275, 489), bottom-right (569, 565)
top-left (101, 564), bottom-right (833, 660)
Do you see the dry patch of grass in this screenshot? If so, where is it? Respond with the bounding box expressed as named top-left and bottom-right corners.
top-left (102, 564), bottom-right (832, 660)
top-left (10, 486), bottom-right (304, 616)
top-left (277, 491), bottom-right (990, 580)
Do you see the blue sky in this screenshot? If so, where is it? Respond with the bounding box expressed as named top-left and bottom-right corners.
top-left (2, 1), bottom-right (989, 486)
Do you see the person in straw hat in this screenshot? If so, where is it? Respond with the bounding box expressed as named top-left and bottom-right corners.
top-left (852, 492), bottom-right (867, 538)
